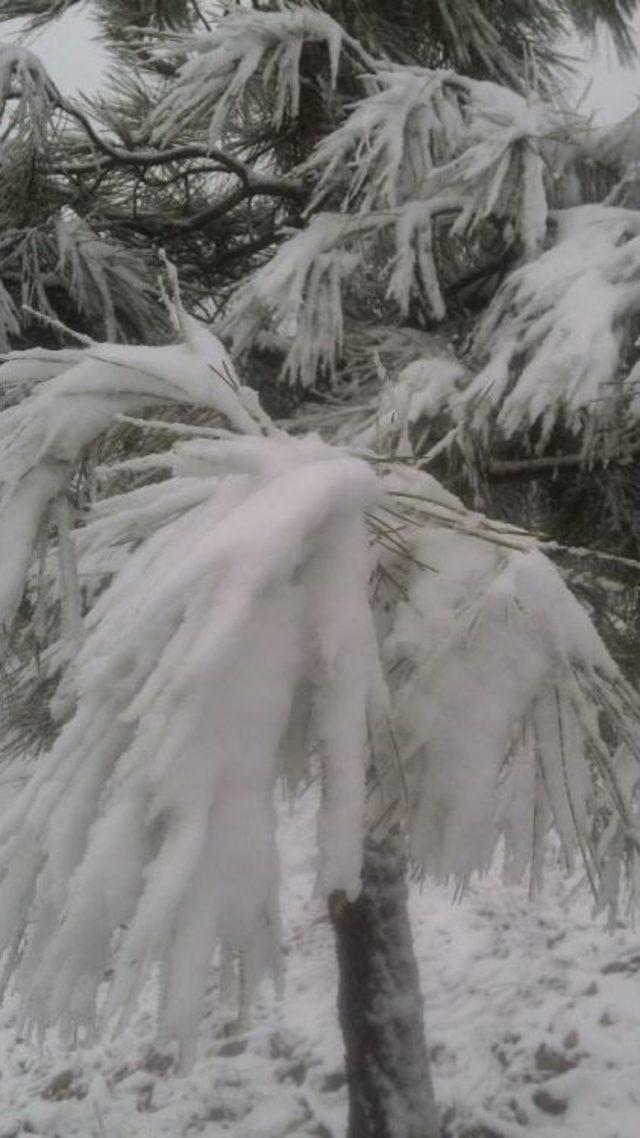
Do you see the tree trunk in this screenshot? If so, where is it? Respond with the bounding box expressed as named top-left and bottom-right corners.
top-left (329, 834), bottom-right (440, 1138)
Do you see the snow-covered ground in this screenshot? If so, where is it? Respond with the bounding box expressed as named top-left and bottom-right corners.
top-left (0, 789), bottom-right (638, 1138)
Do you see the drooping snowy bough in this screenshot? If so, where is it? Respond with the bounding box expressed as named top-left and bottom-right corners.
top-left (0, 426), bottom-right (381, 1059)
top-left (150, 8), bottom-right (375, 146)
top-left (0, 328), bottom-right (638, 1062)
top-left (455, 203), bottom-right (640, 458)
top-left (0, 313), bottom-right (263, 645)
top-left (373, 467), bottom-right (640, 904)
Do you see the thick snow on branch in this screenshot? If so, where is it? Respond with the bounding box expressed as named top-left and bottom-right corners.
top-left (1, 428), bottom-right (639, 1054)
top-left (434, 129), bottom-right (548, 259)
top-left (0, 322), bottom-right (262, 642)
top-left (55, 214), bottom-right (163, 344)
top-left (386, 200), bottom-right (456, 321)
top-left (386, 87), bottom-right (551, 259)
top-left (308, 66), bottom-right (551, 255)
top-left (226, 74), bottom-right (556, 382)
top-left (307, 69), bottom-right (469, 212)
top-left (376, 469), bottom-right (640, 907)
top-left (150, 8), bottom-right (360, 145)
top-left (225, 204), bottom-right (470, 384)
top-left (0, 435), bottom-right (381, 1056)
top-left (459, 204), bottom-right (640, 454)
top-left (225, 212), bottom-right (375, 386)
top-left (0, 42), bottom-right (58, 144)
top-left (345, 354), bottom-right (468, 457)
top-left (346, 203), bottom-right (640, 460)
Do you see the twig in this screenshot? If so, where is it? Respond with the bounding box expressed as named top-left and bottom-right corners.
top-left (56, 96), bottom-right (304, 201)
top-left (387, 488), bottom-right (640, 576)
top-left (488, 444), bottom-right (640, 478)
top-left (190, 0), bottom-right (211, 31)
top-left (113, 413), bottom-right (229, 438)
top-left (20, 305), bottom-right (93, 346)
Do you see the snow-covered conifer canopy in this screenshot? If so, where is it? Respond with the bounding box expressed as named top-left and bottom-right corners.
top-left (2, 7), bottom-right (640, 456)
top-left (126, 5), bottom-right (635, 465)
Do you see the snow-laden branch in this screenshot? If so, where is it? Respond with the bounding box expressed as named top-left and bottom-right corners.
top-left (225, 75), bottom-right (558, 384)
top-left (306, 65), bottom-right (552, 240)
top-left (0, 435), bottom-right (381, 1058)
top-left (54, 98), bottom-right (304, 204)
top-left (457, 204), bottom-right (640, 455)
top-left (0, 42), bottom-right (58, 145)
top-left (150, 8), bottom-right (372, 147)
top-left (54, 213), bottom-right (163, 343)
top-left (0, 210), bottom-right (168, 348)
top-left (373, 467), bottom-right (640, 908)
top-left (0, 318), bottom-right (264, 643)
top-left (306, 69), bottom-right (471, 212)
top-left (0, 39), bottom-right (302, 220)
top-left (225, 212), bottom-right (378, 386)
top-left (224, 200), bottom-right (481, 386)
top-left (0, 419), bottom-right (639, 1058)
top-left (290, 199), bottom-right (640, 466)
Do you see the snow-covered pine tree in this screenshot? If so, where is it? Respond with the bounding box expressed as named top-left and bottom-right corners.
top-left (1, 4), bottom-right (640, 1137)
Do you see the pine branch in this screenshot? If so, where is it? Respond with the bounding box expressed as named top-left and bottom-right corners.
top-left (54, 97), bottom-right (305, 199)
top-left (102, 185), bottom-right (296, 238)
top-left (487, 445), bottom-right (640, 479)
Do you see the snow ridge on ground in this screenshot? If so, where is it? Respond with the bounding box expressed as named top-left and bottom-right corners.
top-left (0, 788), bottom-right (638, 1138)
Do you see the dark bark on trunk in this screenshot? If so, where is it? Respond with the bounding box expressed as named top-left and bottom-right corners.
top-left (329, 835), bottom-right (440, 1138)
